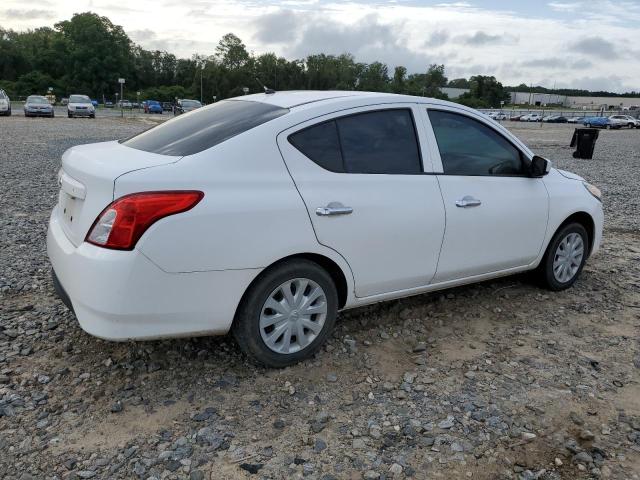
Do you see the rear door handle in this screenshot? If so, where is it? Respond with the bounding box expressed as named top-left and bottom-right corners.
top-left (455, 196), bottom-right (482, 208)
top-left (316, 202), bottom-right (353, 216)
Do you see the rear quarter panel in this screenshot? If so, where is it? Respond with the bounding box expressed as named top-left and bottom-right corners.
top-left (114, 125), bottom-right (356, 297)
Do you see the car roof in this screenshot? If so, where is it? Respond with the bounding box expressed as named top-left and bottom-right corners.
top-left (236, 90), bottom-right (456, 109)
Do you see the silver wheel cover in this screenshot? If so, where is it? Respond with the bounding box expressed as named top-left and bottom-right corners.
top-left (553, 232), bottom-right (584, 283)
top-left (259, 278), bottom-right (328, 354)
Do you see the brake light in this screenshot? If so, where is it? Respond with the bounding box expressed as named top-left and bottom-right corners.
top-left (86, 191), bottom-right (204, 250)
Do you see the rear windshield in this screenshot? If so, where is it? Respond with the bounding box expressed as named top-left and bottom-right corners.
top-left (122, 100), bottom-right (289, 156)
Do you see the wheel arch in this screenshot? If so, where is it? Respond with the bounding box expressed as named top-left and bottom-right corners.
top-left (233, 253), bottom-right (350, 327)
top-left (554, 211), bottom-right (596, 255)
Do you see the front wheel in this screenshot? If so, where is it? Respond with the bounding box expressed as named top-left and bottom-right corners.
top-left (537, 223), bottom-right (588, 291)
top-left (233, 259), bottom-right (338, 368)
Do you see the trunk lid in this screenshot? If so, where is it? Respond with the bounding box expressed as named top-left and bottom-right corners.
top-left (56, 140), bottom-right (180, 246)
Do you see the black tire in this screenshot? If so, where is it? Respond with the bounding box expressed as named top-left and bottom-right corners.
top-left (537, 222), bottom-right (589, 291)
top-left (232, 259), bottom-right (338, 368)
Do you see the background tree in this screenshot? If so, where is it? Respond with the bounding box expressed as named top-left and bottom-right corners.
top-left (457, 75), bottom-right (509, 108)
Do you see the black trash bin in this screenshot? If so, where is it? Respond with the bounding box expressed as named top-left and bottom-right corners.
top-left (570, 128), bottom-right (599, 159)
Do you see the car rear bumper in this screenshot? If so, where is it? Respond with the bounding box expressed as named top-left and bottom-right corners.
top-left (47, 207), bottom-right (260, 341)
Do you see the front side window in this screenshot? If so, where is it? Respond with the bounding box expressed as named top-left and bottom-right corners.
top-left (289, 109), bottom-right (422, 174)
top-left (428, 110), bottom-right (525, 176)
top-left (122, 100), bottom-right (289, 156)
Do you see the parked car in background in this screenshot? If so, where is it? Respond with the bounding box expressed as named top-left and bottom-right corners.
top-left (609, 114), bottom-right (639, 128)
top-left (47, 91), bottom-right (603, 367)
top-left (67, 94), bottom-right (96, 118)
top-left (144, 100), bottom-right (163, 114)
top-left (104, 101), bottom-right (114, 108)
top-left (567, 117), bottom-right (584, 124)
top-left (521, 113), bottom-right (542, 122)
top-left (162, 102), bottom-right (173, 112)
top-left (174, 99), bottom-right (202, 115)
top-left (0, 89), bottom-right (11, 116)
top-left (582, 117), bottom-right (620, 129)
top-left (24, 95), bottom-right (54, 117)
top-left (544, 115), bottom-right (568, 123)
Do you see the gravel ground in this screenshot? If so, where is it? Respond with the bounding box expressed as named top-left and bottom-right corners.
top-left (0, 116), bottom-right (639, 480)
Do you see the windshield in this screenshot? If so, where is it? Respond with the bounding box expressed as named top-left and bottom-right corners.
top-left (181, 100), bottom-right (202, 107)
top-left (122, 100), bottom-right (289, 156)
top-left (28, 97), bottom-right (49, 104)
top-left (69, 95), bottom-right (90, 103)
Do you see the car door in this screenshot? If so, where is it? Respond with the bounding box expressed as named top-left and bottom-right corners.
top-left (422, 106), bottom-right (549, 283)
top-left (277, 104), bottom-right (446, 298)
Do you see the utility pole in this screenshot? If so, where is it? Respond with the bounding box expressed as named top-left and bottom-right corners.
top-left (118, 78), bottom-right (125, 117)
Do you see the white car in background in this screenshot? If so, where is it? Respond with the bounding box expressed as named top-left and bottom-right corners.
top-left (67, 94), bottom-right (95, 118)
top-left (521, 113), bottom-right (542, 122)
top-left (47, 91), bottom-right (604, 367)
top-left (0, 89), bottom-right (11, 116)
top-left (609, 114), bottom-right (639, 128)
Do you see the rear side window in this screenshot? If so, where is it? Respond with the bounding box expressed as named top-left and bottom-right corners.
top-left (288, 120), bottom-right (343, 172)
top-left (122, 100), bottom-right (289, 156)
top-left (428, 110), bottom-right (524, 176)
top-left (289, 109), bottom-right (422, 174)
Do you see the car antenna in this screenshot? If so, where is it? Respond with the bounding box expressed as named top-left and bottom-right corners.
top-left (255, 77), bottom-right (275, 94)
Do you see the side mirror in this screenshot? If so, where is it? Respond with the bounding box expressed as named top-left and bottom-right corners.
top-left (530, 155), bottom-right (551, 177)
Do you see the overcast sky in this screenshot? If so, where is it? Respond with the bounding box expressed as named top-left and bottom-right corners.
top-left (2, 0), bottom-right (640, 92)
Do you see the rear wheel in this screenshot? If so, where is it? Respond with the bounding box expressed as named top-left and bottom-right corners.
top-left (233, 259), bottom-right (338, 368)
top-left (537, 223), bottom-right (588, 291)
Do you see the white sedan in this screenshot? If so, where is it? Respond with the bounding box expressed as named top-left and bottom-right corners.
top-left (67, 94), bottom-right (95, 118)
top-left (48, 91), bottom-right (604, 367)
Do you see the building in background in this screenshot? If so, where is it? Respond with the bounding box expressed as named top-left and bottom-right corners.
top-left (510, 91), bottom-right (640, 110)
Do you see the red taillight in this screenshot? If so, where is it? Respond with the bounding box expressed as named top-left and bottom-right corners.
top-left (86, 191), bottom-right (204, 250)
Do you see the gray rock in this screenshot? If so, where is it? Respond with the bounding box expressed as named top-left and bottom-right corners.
top-left (573, 452), bottom-right (594, 464)
top-left (314, 438), bottom-right (327, 453)
top-left (438, 415), bottom-right (455, 429)
top-left (76, 472), bottom-right (97, 479)
top-left (190, 471), bottom-right (205, 480)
